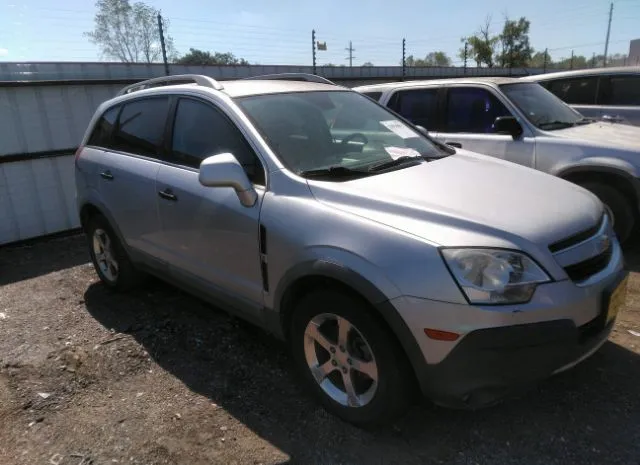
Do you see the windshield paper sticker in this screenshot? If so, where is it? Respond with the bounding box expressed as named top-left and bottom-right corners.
top-left (380, 120), bottom-right (419, 139)
top-left (384, 146), bottom-right (421, 159)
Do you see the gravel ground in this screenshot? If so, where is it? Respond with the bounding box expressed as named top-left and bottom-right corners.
top-left (0, 234), bottom-right (639, 465)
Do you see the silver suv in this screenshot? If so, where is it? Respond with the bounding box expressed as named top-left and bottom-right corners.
top-left (76, 73), bottom-right (627, 427)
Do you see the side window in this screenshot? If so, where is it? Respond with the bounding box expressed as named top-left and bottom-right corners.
top-left (547, 77), bottom-right (597, 105)
top-left (444, 87), bottom-right (511, 134)
top-left (87, 106), bottom-right (119, 148)
top-left (362, 92), bottom-right (382, 102)
top-left (601, 75), bottom-right (640, 106)
top-left (388, 89), bottom-right (439, 130)
top-left (170, 98), bottom-right (265, 185)
top-left (111, 97), bottom-right (170, 158)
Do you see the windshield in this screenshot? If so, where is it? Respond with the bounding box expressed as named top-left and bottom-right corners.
top-left (236, 91), bottom-right (446, 177)
top-left (500, 82), bottom-right (588, 130)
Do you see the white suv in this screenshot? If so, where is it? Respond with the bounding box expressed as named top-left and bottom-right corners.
top-left (355, 78), bottom-right (640, 244)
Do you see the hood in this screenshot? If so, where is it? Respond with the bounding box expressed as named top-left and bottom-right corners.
top-left (547, 121), bottom-right (640, 151)
top-left (308, 150), bottom-right (603, 248)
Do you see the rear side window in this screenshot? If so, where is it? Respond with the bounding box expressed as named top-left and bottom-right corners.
top-left (170, 98), bottom-right (265, 185)
top-left (362, 91), bottom-right (382, 102)
top-left (601, 75), bottom-right (640, 106)
top-left (388, 89), bottom-right (439, 130)
top-left (444, 87), bottom-right (511, 133)
top-left (547, 77), bottom-right (598, 105)
top-left (87, 106), bottom-right (119, 148)
top-left (111, 97), bottom-right (170, 158)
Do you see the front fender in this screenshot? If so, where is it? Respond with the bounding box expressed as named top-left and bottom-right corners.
top-left (272, 247), bottom-right (403, 313)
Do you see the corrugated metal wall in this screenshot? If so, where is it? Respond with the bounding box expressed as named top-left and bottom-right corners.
top-left (0, 155), bottom-right (77, 244)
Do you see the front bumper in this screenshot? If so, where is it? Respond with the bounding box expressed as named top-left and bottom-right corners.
top-left (386, 242), bottom-right (627, 409)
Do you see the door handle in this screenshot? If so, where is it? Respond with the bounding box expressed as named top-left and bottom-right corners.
top-left (100, 170), bottom-right (114, 180)
top-left (158, 188), bottom-right (178, 202)
top-left (445, 142), bottom-right (462, 148)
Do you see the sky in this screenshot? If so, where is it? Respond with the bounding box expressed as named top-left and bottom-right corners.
top-left (0, 0), bottom-right (639, 66)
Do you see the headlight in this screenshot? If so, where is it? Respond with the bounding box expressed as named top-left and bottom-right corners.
top-left (440, 248), bottom-right (551, 304)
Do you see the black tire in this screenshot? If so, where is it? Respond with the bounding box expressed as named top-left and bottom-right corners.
top-left (290, 289), bottom-right (415, 427)
top-left (581, 182), bottom-right (636, 245)
top-left (86, 214), bottom-right (144, 291)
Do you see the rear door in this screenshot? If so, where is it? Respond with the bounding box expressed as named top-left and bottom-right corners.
top-left (436, 85), bottom-right (536, 167)
top-left (596, 73), bottom-right (640, 126)
top-left (545, 75), bottom-right (601, 121)
top-left (99, 96), bottom-right (170, 261)
top-left (154, 96), bottom-right (266, 320)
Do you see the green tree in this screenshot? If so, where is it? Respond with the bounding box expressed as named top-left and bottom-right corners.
top-left (554, 54), bottom-right (588, 69)
top-left (424, 51), bottom-right (451, 66)
top-left (362, 61), bottom-right (374, 66)
top-left (498, 17), bottom-right (533, 68)
top-left (85, 0), bottom-right (177, 63)
top-left (175, 48), bottom-right (249, 65)
top-left (404, 52), bottom-right (451, 67)
top-left (460, 16), bottom-right (498, 67)
top-left (529, 50), bottom-right (552, 68)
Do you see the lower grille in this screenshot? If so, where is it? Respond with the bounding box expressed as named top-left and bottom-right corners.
top-left (563, 247), bottom-right (612, 282)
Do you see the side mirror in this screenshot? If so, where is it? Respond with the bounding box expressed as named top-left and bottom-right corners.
top-left (198, 153), bottom-right (257, 207)
top-left (493, 116), bottom-right (523, 139)
top-left (415, 125), bottom-right (429, 136)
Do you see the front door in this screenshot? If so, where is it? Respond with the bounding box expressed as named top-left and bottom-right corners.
top-left (436, 86), bottom-right (536, 168)
top-left (154, 97), bottom-right (267, 320)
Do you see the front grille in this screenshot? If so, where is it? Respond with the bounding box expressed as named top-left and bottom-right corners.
top-left (563, 246), bottom-right (612, 282)
top-left (549, 214), bottom-right (604, 253)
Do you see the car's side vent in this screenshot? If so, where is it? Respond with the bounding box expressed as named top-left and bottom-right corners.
top-left (259, 224), bottom-right (269, 292)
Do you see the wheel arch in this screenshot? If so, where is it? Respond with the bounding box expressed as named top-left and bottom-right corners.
top-left (273, 261), bottom-right (427, 392)
top-left (78, 201), bottom-right (128, 250)
top-left (556, 164), bottom-right (640, 214)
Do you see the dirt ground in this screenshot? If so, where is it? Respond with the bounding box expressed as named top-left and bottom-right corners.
top-left (0, 234), bottom-right (639, 465)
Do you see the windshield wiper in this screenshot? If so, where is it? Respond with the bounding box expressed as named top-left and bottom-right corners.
top-left (367, 155), bottom-right (423, 172)
top-left (298, 165), bottom-right (371, 179)
top-left (575, 117), bottom-right (596, 125)
top-left (538, 120), bottom-right (576, 130)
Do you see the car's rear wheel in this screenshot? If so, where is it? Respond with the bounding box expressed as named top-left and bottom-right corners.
top-left (86, 214), bottom-right (143, 291)
top-left (581, 182), bottom-right (635, 245)
top-left (290, 289), bottom-right (414, 427)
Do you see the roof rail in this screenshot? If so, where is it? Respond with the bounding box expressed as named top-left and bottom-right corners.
top-left (116, 74), bottom-right (224, 96)
top-left (242, 73), bottom-right (336, 85)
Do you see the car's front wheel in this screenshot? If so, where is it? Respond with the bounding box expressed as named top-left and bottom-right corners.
top-left (581, 182), bottom-right (636, 245)
top-left (290, 289), bottom-right (414, 427)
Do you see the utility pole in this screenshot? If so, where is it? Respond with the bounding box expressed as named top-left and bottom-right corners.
top-left (402, 38), bottom-right (406, 81)
top-left (157, 13), bottom-right (169, 76)
top-left (345, 41), bottom-right (355, 67)
top-left (463, 41), bottom-right (468, 75)
top-left (603, 1), bottom-right (613, 67)
top-left (543, 48), bottom-right (548, 73)
top-left (312, 29), bottom-right (317, 74)
top-left (592, 52), bottom-right (596, 67)
top-left (570, 50), bottom-right (574, 70)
